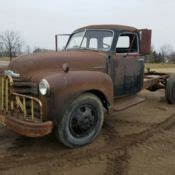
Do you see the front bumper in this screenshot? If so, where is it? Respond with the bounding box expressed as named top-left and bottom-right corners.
top-left (1, 75), bottom-right (53, 137)
top-left (0, 115), bottom-right (53, 137)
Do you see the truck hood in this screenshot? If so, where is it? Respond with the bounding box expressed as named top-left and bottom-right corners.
top-left (7, 50), bottom-right (107, 81)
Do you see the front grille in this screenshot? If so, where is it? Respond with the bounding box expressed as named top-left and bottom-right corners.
top-left (12, 77), bottom-right (39, 96)
top-left (1, 76), bottom-right (43, 122)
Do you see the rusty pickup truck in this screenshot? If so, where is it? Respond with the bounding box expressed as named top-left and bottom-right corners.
top-left (0, 25), bottom-right (175, 148)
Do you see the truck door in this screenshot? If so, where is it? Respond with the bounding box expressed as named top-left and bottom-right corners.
top-left (113, 32), bottom-right (144, 97)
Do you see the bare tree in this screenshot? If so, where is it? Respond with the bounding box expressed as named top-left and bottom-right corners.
top-left (169, 52), bottom-right (175, 63)
top-left (0, 30), bottom-right (23, 61)
top-left (26, 45), bottom-right (31, 55)
top-left (160, 44), bottom-right (173, 63)
top-left (0, 42), bottom-right (3, 56)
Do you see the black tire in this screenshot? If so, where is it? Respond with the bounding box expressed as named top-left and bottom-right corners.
top-left (166, 75), bottom-right (175, 104)
top-left (55, 93), bottom-right (104, 148)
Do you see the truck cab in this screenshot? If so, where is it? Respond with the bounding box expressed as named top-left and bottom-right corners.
top-left (56, 25), bottom-right (151, 97)
top-left (0, 25), bottom-right (153, 148)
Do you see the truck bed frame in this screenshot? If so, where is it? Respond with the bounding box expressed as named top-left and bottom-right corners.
top-left (144, 71), bottom-right (169, 90)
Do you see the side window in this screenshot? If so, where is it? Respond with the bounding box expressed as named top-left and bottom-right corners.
top-left (116, 33), bottom-right (138, 53)
top-left (89, 38), bottom-right (98, 49)
top-left (103, 37), bottom-right (113, 50)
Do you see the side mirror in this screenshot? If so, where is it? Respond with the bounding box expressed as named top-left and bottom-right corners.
top-left (139, 29), bottom-right (152, 55)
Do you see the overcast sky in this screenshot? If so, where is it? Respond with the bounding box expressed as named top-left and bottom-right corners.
top-left (0, 0), bottom-right (174, 51)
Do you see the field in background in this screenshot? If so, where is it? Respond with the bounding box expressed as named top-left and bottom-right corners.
top-left (145, 63), bottom-right (175, 69)
top-left (0, 57), bottom-right (10, 61)
top-left (145, 63), bottom-right (175, 73)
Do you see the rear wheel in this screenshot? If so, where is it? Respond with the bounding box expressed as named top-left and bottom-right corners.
top-left (166, 75), bottom-right (175, 104)
top-left (55, 93), bottom-right (104, 148)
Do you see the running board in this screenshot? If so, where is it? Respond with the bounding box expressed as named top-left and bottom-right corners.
top-left (113, 96), bottom-right (145, 112)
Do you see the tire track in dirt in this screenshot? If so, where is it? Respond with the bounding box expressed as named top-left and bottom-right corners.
top-left (0, 114), bottom-right (175, 174)
top-left (114, 119), bottom-right (156, 128)
top-left (103, 113), bottom-right (175, 175)
top-left (102, 118), bottom-right (128, 175)
top-left (103, 148), bottom-right (129, 175)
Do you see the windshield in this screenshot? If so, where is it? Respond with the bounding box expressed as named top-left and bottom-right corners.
top-left (66, 30), bottom-right (113, 51)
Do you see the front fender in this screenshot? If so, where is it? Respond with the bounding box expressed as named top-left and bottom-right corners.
top-left (44, 71), bottom-right (113, 121)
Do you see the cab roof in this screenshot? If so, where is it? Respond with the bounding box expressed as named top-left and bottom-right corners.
top-left (74, 24), bottom-right (137, 33)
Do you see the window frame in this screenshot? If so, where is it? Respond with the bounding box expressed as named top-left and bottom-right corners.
top-left (116, 32), bottom-right (140, 54)
top-left (65, 29), bottom-right (115, 52)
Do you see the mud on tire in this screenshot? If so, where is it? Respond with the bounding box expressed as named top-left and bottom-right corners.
top-left (55, 93), bottom-right (104, 148)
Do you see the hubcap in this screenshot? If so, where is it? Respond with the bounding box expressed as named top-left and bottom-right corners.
top-left (69, 104), bottom-right (98, 138)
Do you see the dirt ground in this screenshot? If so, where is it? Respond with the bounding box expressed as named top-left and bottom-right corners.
top-left (0, 88), bottom-right (175, 175)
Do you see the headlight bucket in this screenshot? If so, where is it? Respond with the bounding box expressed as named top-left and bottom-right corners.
top-left (39, 79), bottom-right (50, 96)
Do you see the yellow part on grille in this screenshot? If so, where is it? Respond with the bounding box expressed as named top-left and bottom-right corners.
top-left (1, 76), bottom-right (43, 122)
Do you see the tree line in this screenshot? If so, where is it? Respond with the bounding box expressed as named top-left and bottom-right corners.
top-left (144, 45), bottom-right (175, 63)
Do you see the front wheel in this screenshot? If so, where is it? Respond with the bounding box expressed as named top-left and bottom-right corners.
top-left (55, 93), bottom-right (104, 148)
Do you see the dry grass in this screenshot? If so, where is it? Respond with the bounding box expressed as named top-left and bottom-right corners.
top-left (0, 57), bottom-right (10, 61)
top-left (145, 63), bottom-right (175, 69)
top-left (145, 63), bottom-right (175, 73)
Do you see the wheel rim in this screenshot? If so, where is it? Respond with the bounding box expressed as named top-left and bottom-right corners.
top-left (69, 104), bottom-right (98, 138)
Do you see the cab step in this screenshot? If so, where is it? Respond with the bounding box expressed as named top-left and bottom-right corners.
top-left (113, 95), bottom-right (145, 112)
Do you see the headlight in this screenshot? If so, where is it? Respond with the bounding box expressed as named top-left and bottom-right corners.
top-left (39, 79), bottom-right (50, 95)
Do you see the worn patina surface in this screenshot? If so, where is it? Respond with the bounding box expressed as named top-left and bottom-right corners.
top-left (0, 24), bottom-right (155, 137)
